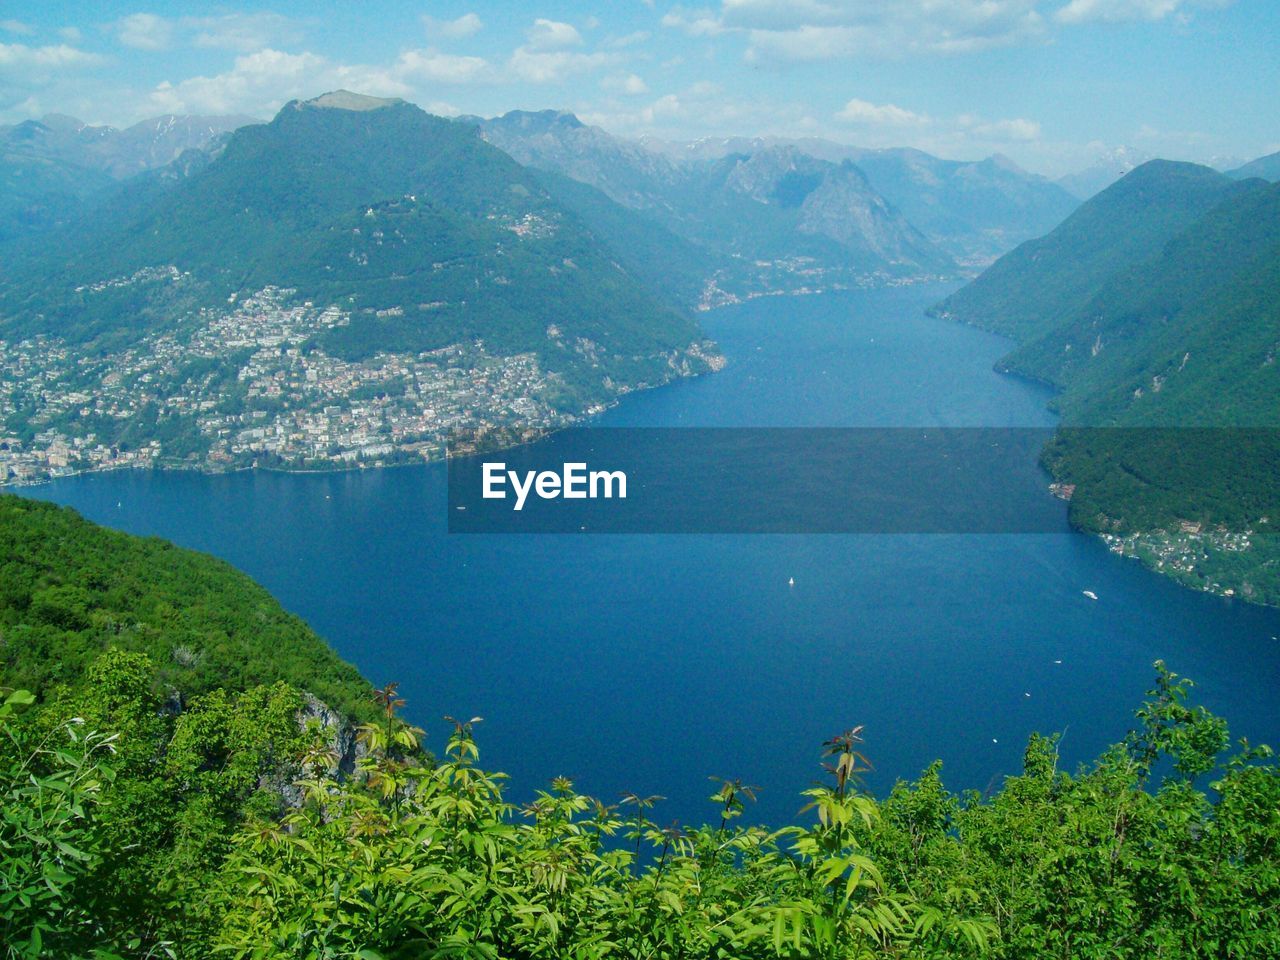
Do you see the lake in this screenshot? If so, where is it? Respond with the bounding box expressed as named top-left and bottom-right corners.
top-left (23, 285), bottom-right (1280, 827)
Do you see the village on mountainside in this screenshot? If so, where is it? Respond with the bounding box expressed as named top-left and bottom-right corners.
top-left (0, 283), bottom-right (586, 484)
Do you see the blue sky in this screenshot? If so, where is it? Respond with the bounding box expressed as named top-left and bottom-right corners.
top-left (1, 1), bottom-right (1276, 176)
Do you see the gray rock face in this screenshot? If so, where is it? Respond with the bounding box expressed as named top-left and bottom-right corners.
top-left (297, 692), bottom-right (363, 779)
top-left (259, 693), bottom-right (367, 810)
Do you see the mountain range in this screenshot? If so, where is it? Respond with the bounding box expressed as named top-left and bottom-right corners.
top-left (475, 111), bottom-right (1077, 271)
top-left (0, 112), bottom-right (252, 243)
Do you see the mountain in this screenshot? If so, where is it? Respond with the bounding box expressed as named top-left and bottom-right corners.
top-left (1056, 146), bottom-right (1152, 199)
top-left (679, 146), bottom-right (951, 272)
top-left (999, 178), bottom-right (1280, 425)
top-left (842, 149), bottom-right (1078, 265)
top-left (0, 132), bottom-right (115, 243)
top-left (930, 161), bottom-right (1249, 342)
top-left (1, 111), bottom-right (254, 179)
top-left (2, 94), bottom-right (702, 372)
top-left (483, 114), bottom-right (1076, 272)
top-left (0, 111), bottom-right (252, 244)
top-left (477, 111), bottom-right (954, 295)
top-left (934, 164), bottom-right (1280, 603)
top-left (0, 92), bottom-right (719, 480)
top-left (649, 136), bottom-right (1079, 263)
top-left (473, 109), bottom-right (687, 213)
top-left (89, 113), bottom-right (257, 178)
top-left (1229, 149), bottom-right (1280, 182)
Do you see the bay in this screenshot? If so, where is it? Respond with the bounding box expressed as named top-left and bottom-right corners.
top-left (23, 285), bottom-right (1280, 826)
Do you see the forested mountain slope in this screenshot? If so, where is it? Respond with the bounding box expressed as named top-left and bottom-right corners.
top-left (930, 161), bottom-right (1250, 341)
top-left (933, 167), bottom-right (1280, 603)
top-left (0, 92), bottom-right (701, 375)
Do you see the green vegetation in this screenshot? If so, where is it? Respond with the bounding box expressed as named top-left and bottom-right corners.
top-left (931, 163), bottom-right (1280, 603)
top-left (931, 161), bottom-right (1248, 342)
top-left (3, 496), bottom-right (1280, 957)
top-left (0, 494), bottom-right (371, 718)
top-left (0, 151), bottom-right (114, 246)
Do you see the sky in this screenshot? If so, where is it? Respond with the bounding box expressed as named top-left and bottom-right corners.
top-left (1, 1), bottom-right (1276, 178)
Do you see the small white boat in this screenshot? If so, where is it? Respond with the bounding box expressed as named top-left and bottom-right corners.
top-left (1082, 590), bottom-right (1098, 601)
top-left (788, 577), bottom-right (795, 587)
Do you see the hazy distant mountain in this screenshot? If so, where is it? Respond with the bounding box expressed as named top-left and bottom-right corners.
top-left (933, 160), bottom-right (1246, 342)
top-left (687, 146), bottom-right (951, 273)
top-left (477, 111), bottom-right (953, 291)
top-left (2, 111), bottom-right (254, 179)
top-left (641, 135), bottom-right (1078, 264)
top-left (1229, 150), bottom-right (1280, 182)
top-left (841, 149), bottom-right (1077, 265)
top-left (1056, 146), bottom-right (1152, 200)
top-left (482, 114), bottom-right (1075, 272)
top-left (472, 110), bottom-right (687, 213)
top-left (0, 111), bottom-right (254, 244)
top-left (1, 92), bottom-right (706, 400)
top-left (0, 139), bottom-right (114, 243)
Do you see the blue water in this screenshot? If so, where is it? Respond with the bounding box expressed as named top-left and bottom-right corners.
top-left (23, 287), bottom-right (1280, 827)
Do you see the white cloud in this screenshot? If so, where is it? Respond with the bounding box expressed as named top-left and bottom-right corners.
top-left (147, 49), bottom-right (328, 115)
top-left (506, 21), bottom-right (613, 83)
top-left (525, 19), bottom-right (583, 52)
top-left (189, 13), bottom-right (301, 52)
top-left (141, 45), bottom-right (499, 119)
top-left (114, 13), bottom-right (175, 51)
top-left (110, 12), bottom-right (301, 53)
top-left (110, 12), bottom-right (299, 53)
top-left (507, 47), bottom-right (611, 83)
top-left (1054, 0), bottom-right (1229, 24)
top-left (0, 41), bottom-right (104, 71)
top-left (666, 1), bottom-right (1049, 60)
top-left (971, 117), bottom-right (1041, 140)
top-left (607, 30), bottom-right (652, 47)
top-left (0, 19), bottom-right (34, 35)
top-left (58, 26), bottom-right (83, 43)
top-left (0, 42), bottom-right (107, 120)
top-left (665, 0), bottom-right (1232, 61)
top-left (661, 8), bottom-right (725, 37)
top-left (422, 13), bottom-right (484, 40)
top-left (397, 48), bottom-right (492, 84)
top-left (836, 98), bottom-right (929, 126)
top-left (145, 49), bottom-right (419, 117)
top-left (602, 72), bottom-right (649, 95)
top-left (643, 93), bottom-right (683, 122)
